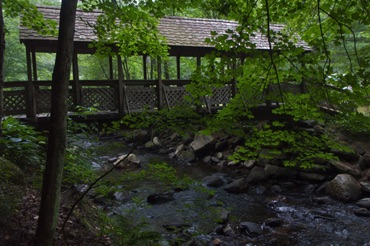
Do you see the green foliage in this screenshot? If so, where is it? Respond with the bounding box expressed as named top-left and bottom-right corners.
top-left (113, 105), bottom-right (203, 136)
top-left (96, 211), bottom-right (162, 246)
top-left (229, 121), bottom-right (348, 169)
top-left (333, 112), bottom-right (370, 137)
top-left (0, 117), bottom-right (45, 170)
top-left (63, 145), bottom-right (97, 186)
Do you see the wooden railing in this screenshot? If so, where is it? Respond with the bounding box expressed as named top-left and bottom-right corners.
top-left (2, 79), bottom-right (235, 118)
top-left (3, 79), bottom-right (307, 119)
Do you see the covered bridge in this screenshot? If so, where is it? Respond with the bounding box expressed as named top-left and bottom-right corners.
top-left (3, 6), bottom-right (310, 120)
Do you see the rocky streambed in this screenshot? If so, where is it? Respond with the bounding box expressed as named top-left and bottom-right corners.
top-left (82, 120), bottom-right (370, 245)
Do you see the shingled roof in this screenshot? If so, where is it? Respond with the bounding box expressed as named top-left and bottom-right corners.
top-left (19, 6), bottom-right (310, 55)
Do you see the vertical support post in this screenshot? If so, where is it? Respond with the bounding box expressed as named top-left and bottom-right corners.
top-left (32, 51), bottom-right (38, 82)
top-left (157, 57), bottom-right (163, 110)
top-left (231, 57), bottom-right (237, 97)
top-left (72, 51), bottom-right (81, 108)
top-left (300, 61), bottom-right (307, 93)
top-left (117, 55), bottom-right (125, 113)
top-left (196, 56), bottom-right (201, 67)
top-left (26, 46), bottom-right (36, 119)
top-left (176, 55), bottom-right (180, 80)
top-left (143, 55), bottom-right (147, 80)
top-left (108, 55), bottom-right (114, 80)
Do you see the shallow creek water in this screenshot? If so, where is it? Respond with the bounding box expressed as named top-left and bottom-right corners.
top-left (89, 137), bottom-right (370, 246)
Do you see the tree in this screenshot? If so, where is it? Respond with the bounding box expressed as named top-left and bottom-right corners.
top-left (0, 0), bottom-right (5, 136)
top-left (34, 0), bottom-right (78, 245)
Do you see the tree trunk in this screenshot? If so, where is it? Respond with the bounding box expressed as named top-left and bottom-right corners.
top-left (34, 0), bottom-right (77, 245)
top-left (0, 0), bottom-right (5, 136)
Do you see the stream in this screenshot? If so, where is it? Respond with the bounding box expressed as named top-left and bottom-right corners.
top-left (84, 136), bottom-right (370, 245)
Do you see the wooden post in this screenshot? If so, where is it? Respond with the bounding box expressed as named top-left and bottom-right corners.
top-left (32, 51), bottom-right (38, 81)
top-left (72, 51), bottom-right (81, 108)
top-left (157, 57), bottom-right (163, 109)
top-left (231, 57), bottom-right (237, 97)
top-left (109, 55), bottom-right (114, 80)
top-left (143, 55), bottom-right (147, 80)
top-left (197, 56), bottom-right (201, 67)
top-left (117, 55), bottom-right (125, 113)
top-left (176, 55), bottom-right (180, 80)
top-left (26, 46), bottom-right (36, 119)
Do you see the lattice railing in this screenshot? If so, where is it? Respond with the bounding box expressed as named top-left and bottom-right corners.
top-left (125, 86), bottom-right (157, 111)
top-left (163, 86), bottom-right (192, 107)
top-left (207, 85), bottom-right (233, 107)
top-left (36, 88), bottom-right (75, 113)
top-left (3, 90), bottom-right (27, 115)
top-left (82, 87), bottom-right (118, 111)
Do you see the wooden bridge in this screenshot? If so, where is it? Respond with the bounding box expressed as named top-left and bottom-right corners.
top-left (2, 6), bottom-right (310, 121)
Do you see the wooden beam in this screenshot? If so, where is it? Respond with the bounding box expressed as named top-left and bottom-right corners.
top-left (143, 55), bottom-right (147, 80)
top-left (26, 46), bottom-right (36, 119)
top-left (157, 57), bottom-right (163, 109)
top-left (231, 57), bottom-right (237, 97)
top-left (176, 56), bottom-right (180, 80)
top-left (72, 51), bottom-right (81, 107)
top-left (31, 51), bottom-right (38, 81)
top-left (109, 55), bottom-right (114, 80)
top-left (117, 56), bottom-right (126, 113)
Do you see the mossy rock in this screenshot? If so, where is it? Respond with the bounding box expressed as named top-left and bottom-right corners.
top-left (0, 158), bottom-right (25, 219)
top-left (0, 157), bottom-right (25, 185)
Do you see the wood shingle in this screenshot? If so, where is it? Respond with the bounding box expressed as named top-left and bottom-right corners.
top-left (19, 6), bottom-right (310, 54)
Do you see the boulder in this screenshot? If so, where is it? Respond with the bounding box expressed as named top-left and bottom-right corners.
top-left (264, 217), bottom-right (283, 227)
top-left (264, 164), bottom-right (298, 179)
top-left (363, 153), bottom-right (370, 168)
top-left (177, 149), bottom-right (196, 163)
top-left (360, 181), bottom-right (370, 193)
top-left (190, 134), bottom-right (215, 154)
top-left (325, 174), bottom-right (362, 201)
top-left (147, 192), bottom-right (174, 204)
top-left (114, 154), bottom-right (141, 169)
top-left (152, 137), bottom-right (162, 147)
top-left (329, 160), bottom-right (361, 178)
top-left (247, 166), bottom-right (268, 184)
top-left (331, 148), bottom-right (359, 162)
top-left (202, 175), bottom-right (224, 188)
top-left (224, 178), bottom-right (248, 194)
top-left (354, 208), bottom-right (370, 217)
top-left (355, 198), bottom-right (370, 209)
top-left (299, 172), bottom-right (328, 182)
top-left (239, 221), bottom-right (262, 236)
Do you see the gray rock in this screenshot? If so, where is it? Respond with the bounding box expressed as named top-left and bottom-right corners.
top-left (247, 166), bottom-right (268, 184)
top-left (113, 191), bottom-right (132, 202)
top-left (271, 185), bottom-right (283, 193)
top-left (299, 172), bottom-right (327, 182)
top-left (360, 181), bottom-right (370, 193)
top-left (224, 178), bottom-right (248, 194)
top-left (243, 160), bottom-right (256, 169)
top-left (175, 144), bottom-right (185, 156)
top-left (329, 160), bottom-right (361, 178)
top-left (354, 208), bottom-right (370, 217)
top-left (219, 209), bottom-right (230, 224)
top-left (211, 156), bottom-right (220, 163)
top-left (239, 221), bottom-right (262, 236)
top-left (152, 136), bottom-right (162, 147)
top-left (190, 134), bottom-right (215, 153)
top-left (363, 153), bottom-right (370, 168)
top-left (255, 186), bottom-right (267, 195)
top-left (144, 140), bottom-right (156, 149)
top-left (223, 224), bottom-right (235, 236)
top-left (114, 154), bottom-right (141, 169)
top-left (325, 174), bottom-right (362, 201)
top-left (331, 148), bottom-right (359, 162)
top-left (355, 198), bottom-right (370, 209)
top-left (202, 155), bottom-right (212, 164)
top-left (202, 175), bottom-right (224, 188)
top-left (147, 192), bottom-right (174, 204)
top-left (215, 140), bottom-right (228, 151)
top-left (177, 149), bottom-right (196, 163)
top-left (264, 164), bottom-right (298, 179)
top-left (265, 218), bottom-right (283, 227)
top-left (216, 152), bottom-right (223, 159)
